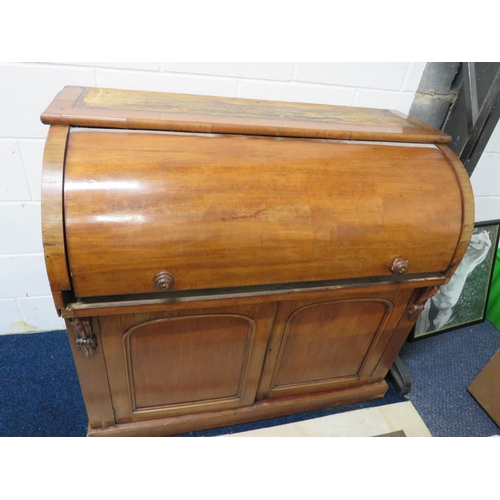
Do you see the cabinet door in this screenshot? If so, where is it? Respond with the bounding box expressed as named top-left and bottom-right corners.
top-left (99, 303), bottom-right (276, 423)
top-left (257, 289), bottom-right (411, 400)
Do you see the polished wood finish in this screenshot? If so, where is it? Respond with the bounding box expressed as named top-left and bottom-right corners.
top-left (99, 303), bottom-right (276, 423)
top-left (68, 317), bottom-right (97, 357)
top-left (64, 129), bottom-right (462, 298)
top-left (406, 286), bottom-right (440, 321)
top-left (368, 287), bottom-right (440, 382)
top-left (390, 258), bottom-right (409, 275)
top-left (41, 125), bottom-right (71, 310)
top-left (128, 316), bottom-right (253, 408)
top-left (41, 86), bottom-right (451, 144)
top-left (40, 87), bottom-right (474, 436)
top-left (437, 145), bottom-right (475, 280)
top-left (62, 274), bottom-right (448, 318)
top-left (257, 288), bottom-right (411, 400)
top-left (65, 317), bottom-right (115, 428)
top-left (87, 381), bottom-right (388, 437)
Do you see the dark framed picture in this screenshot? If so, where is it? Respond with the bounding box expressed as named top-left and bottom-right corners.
top-left (411, 220), bottom-right (500, 340)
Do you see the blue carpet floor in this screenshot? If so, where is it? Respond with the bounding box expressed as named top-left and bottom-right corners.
top-left (400, 320), bottom-right (500, 437)
top-left (0, 330), bottom-right (87, 437)
top-left (1, 321), bottom-right (499, 437)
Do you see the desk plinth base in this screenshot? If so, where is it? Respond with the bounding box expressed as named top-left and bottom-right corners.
top-left (86, 381), bottom-right (388, 437)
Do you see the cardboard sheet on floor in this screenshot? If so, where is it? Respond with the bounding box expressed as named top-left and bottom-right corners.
top-left (468, 348), bottom-right (500, 427)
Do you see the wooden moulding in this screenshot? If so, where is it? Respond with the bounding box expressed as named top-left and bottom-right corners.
top-left (41, 125), bottom-right (71, 311)
top-left (65, 317), bottom-right (115, 428)
top-left (61, 274), bottom-right (449, 318)
top-left (256, 291), bottom-right (409, 401)
top-left (437, 145), bottom-right (475, 281)
top-left (41, 86), bottom-right (451, 144)
top-left (87, 381), bottom-right (388, 437)
top-left (369, 286), bottom-right (439, 382)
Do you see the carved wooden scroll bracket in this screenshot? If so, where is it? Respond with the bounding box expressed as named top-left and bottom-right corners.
top-left (68, 317), bottom-right (97, 357)
top-left (406, 286), bottom-right (439, 321)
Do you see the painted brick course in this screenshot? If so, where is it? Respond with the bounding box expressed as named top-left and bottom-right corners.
top-left (0, 254), bottom-right (51, 300)
top-left (96, 69), bottom-right (239, 97)
top-left (0, 203), bottom-right (43, 254)
top-left (237, 80), bottom-right (356, 106)
top-left (353, 88), bottom-right (415, 114)
top-left (471, 119), bottom-right (500, 222)
top-left (1, 141), bottom-right (31, 201)
top-left (0, 63), bottom-right (95, 138)
top-left (295, 62), bottom-right (410, 90)
top-left (161, 62), bottom-right (295, 81)
top-left (17, 140), bottom-right (45, 201)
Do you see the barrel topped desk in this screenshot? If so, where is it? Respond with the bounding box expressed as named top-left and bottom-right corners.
top-left (40, 86), bottom-right (474, 436)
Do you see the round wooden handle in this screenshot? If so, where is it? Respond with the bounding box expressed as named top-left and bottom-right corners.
top-left (390, 258), bottom-right (409, 274)
top-left (155, 271), bottom-right (174, 291)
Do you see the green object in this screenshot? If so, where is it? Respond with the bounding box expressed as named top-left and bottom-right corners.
top-left (486, 248), bottom-right (500, 330)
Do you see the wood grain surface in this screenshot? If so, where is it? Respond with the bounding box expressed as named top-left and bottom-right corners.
top-left (98, 303), bottom-right (276, 422)
top-left (41, 125), bottom-right (71, 309)
top-left (257, 287), bottom-right (412, 400)
top-left (39, 88), bottom-right (474, 437)
top-left (63, 128), bottom-right (463, 298)
top-left (436, 145), bottom-right (475, 280)
top-left (87, 381), bottom-right (388, 436)
top-left (41, 86), bottom-right (451, 143)
top-left (64, 317), bottom-right (115, 428)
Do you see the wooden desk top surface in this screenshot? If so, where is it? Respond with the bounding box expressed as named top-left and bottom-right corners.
top-left (41, 86), bottom-right (450, 144)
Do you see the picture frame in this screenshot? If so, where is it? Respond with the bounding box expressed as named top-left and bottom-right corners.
top-left (410, 219), bottom-right (500, 340)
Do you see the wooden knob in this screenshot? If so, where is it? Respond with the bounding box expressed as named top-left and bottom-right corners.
top-left (155, 271), bottom-right (174, 291)
top-left (390, 258), bottom-right (409, 275)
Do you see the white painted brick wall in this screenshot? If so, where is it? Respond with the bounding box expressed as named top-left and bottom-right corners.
top-left (18, 140), bottom-right (45, 200)
top-left (1, 141), bottom-right (31, 200)
top-left (471, 120), bottom-right (500, 222)
top-left (1, 61), bottom-right (497, 334)
top-left (0, 63), bottom-right (96, 138)
top-left (0, 203), bottom-right (43, 254)
top-left (238, 80), bottom-right (356, 106)
top-left (96, 67), bottom-right (239, 96)
top-left (161, 62), bottom-right (296, 81)
top-left (295, 62), bottom-right (411, 91)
